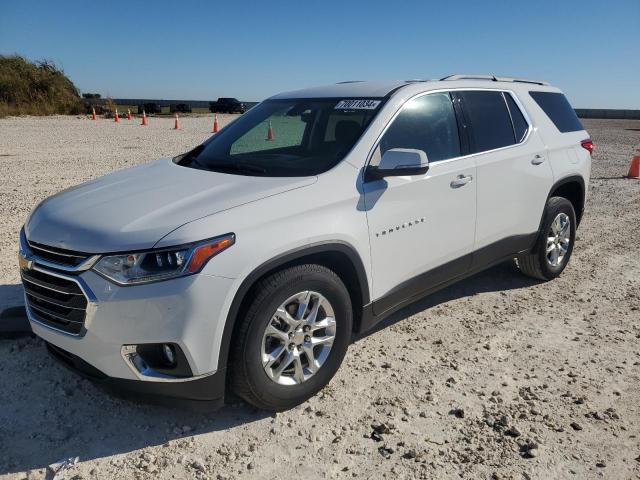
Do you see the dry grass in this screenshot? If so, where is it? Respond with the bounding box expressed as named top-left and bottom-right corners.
top-left (0, 55), bottom-right (84, 118)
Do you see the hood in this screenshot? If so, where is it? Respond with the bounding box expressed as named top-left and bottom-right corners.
top-left (25, 159), bottom-right (316, 253)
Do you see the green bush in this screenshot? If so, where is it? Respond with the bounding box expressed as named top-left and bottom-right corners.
top-left (0, 55), bottom-right (84, 117)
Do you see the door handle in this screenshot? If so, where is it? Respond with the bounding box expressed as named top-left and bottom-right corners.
top-left (531, 154), bottom-right (546, 165)
top-left (450, 174), bottom-right (473, 188)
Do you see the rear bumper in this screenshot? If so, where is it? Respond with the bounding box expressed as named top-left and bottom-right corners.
top-left (46, 341), bottom-right (226, 410)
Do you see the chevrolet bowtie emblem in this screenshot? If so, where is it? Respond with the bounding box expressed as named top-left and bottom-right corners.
top-left (18, 252), bottom-right (33, 271)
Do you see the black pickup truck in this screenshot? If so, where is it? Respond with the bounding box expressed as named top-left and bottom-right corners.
top-left (209, 98), bottom-right (245, 114)
top-left (137, 103), bottom-right (162, 115)
top-left (169, 103), bottom-right (192, 113)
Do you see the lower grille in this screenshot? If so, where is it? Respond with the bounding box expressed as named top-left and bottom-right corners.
top-left (21, 268), bottom-right (88, 335)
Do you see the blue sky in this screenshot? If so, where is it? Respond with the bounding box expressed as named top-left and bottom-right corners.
top-left (1, 0), bottom-right (638, 108)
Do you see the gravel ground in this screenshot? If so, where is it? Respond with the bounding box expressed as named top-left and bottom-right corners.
top-left (0, 116), bottom-right (639, 480)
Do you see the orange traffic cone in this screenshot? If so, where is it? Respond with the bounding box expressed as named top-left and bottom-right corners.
top-left (267, 120), bottom-right (274, 141)
top-left (628, 150), bottom-right (640, 179)
top-left (115, 109), bottom-right (120, 123)
top-left (141, 110), bottom-right (148, 126)
top-left (127, 109), bottom-right (132, 121)
top-left (212, 113), bottom-right (219, 133)
top-left (174, 113), bottom-right (180, 130)
top-left (91, 107), bottom-right (96, 121)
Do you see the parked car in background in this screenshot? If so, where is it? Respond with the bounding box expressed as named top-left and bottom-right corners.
top-left (137, 103), bottom-right (162, 115)
top-left (170, 103), bottom-right (192, 114)
top-left (19, 76), bottom-right (591, 411)
top-left (209, 98), bottom-right (245, 113)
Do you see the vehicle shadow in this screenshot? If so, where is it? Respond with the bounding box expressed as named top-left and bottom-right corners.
top-left (0, 348), bottom-right (270, 475)
top-left (0, 283), bottom-right (25, 311)
top-left (357, 260), bottom-right (539, 338)
top-left (0, 283), bottom-right (270, 476)
top-left (0, 283), bottom-right (31, 338)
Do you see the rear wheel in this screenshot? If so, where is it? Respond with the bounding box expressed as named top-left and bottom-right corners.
top-left (516, 196), bottom-right (576, 280)
top-left (229, 264), bottom-right (352, 411)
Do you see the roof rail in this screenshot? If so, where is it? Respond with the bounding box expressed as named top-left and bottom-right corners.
top-left (440, 74), bottom-right (549, 86)
top-left (335, 80), bottom-right (365, 84)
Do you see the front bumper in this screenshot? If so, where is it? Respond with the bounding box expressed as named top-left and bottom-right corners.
top-left (46, 341), bottom-right (226, 409)
top-left (25, 265), bottom-right (236, 403)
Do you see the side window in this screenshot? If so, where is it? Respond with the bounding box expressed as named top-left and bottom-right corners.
top-left (380, 92), bottom-right (460, 162)
top-left (505, 93), bottom-right (529, 143)
top-left (529, 91), bottom-right (584, 133)
top-left (458, 91), bottom-right (515, 153)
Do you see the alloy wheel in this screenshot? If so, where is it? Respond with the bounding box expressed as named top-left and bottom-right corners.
top-left (261, 291), bottom-right (336, 386)
top-left (546, 212), bottom-right (571, 267)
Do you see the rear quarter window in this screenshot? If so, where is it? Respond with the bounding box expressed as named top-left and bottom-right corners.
top-left (529, 91), bottom-right (584, 133)
top-left (505, 93), bottom-right (529, 143)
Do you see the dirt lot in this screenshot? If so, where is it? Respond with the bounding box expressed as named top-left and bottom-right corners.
top-left (0, 116), bottom-right (639, 480)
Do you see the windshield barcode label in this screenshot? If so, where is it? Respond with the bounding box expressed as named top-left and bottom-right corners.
top-left (335, 99), bottom-right (381, 110)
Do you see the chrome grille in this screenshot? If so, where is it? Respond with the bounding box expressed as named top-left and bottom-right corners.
top-left (21, 268), bottom-right (88, 335)
top-left (27, 241), bottom-right (92, 268)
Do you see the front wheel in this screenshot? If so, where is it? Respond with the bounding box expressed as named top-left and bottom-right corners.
top-left (229, 264), bottom-right (352, 411)
top-left (516, 196), bottom-right (577, 281)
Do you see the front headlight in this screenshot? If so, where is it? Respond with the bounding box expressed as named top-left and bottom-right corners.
top-left (93, 233), bottom-right (235, 285)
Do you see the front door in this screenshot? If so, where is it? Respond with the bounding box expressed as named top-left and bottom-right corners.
top-left (362, 92), bottom-right (477, 315)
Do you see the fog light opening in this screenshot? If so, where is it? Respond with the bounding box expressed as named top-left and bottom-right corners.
top-left (162, 344), bottom-right (176, 367)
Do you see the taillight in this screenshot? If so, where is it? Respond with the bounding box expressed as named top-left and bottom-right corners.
top-left (581, 139), bottom-right (594, 155)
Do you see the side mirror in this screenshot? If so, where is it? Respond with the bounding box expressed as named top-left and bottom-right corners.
top-left (365, 148), bottom-right (429, 181)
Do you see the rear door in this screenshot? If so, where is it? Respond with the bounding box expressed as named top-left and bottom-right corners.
top-left (363, 92), bottom-right (476, 313)
top-left (454, 90), bottom-right (553, 267)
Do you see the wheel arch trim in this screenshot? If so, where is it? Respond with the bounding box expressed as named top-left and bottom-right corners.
top-left (531, 174), bottom-right (585, 252)
top-left (548, 174), bottom-right (585, 223)
top-left (216, 241), bottom-right (370, 373)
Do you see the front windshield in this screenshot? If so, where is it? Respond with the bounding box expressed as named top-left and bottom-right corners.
top-left (178, 98), bottom-right (384, 176)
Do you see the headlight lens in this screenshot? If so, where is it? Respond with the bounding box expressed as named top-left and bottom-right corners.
top-left (93, 234), bottom-right (234, 285)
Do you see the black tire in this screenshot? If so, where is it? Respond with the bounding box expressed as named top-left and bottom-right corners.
top-left (516, 196), bottom-right (576, 281)
top-left (229, 264), bottom-right (353, 411)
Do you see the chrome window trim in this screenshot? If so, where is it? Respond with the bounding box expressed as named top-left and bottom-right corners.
top-left (364, 87), bottom-right (534, 173)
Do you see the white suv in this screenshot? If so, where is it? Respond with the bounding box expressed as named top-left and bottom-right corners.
top-left (19, 75), bottom-right (592, 411)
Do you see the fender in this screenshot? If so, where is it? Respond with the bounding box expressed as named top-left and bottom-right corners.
top-left (216, 241), bottom-right (370, 373)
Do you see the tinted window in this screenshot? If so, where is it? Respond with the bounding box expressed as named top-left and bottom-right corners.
top-left (505, 93), bottom-right (529, 143)
top-left (459, 91), bottom-right (515, 153)
top-left (529, 91), bottom-right (583, 133)
top-left (380, 93), bottom-right (460, 162)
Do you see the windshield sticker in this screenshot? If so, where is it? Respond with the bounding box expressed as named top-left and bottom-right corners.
top-left (334, 99), bottom-right (381, 110)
